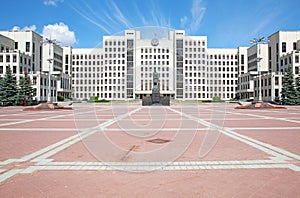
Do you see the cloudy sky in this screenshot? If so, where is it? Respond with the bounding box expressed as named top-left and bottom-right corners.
top-left (1, 0), bottom-right (299, 48)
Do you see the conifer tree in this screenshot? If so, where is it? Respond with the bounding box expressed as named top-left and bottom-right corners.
top-left (0, 76), bottom-right (4, 106)
top-left (281, 66), bottom-right (297, 105)
top-left (295, 77), bottom-right (300, 105)
top-left (0, 66), bottom-right (18, 106)
top-left (18, 72), bottom-right (34, 105)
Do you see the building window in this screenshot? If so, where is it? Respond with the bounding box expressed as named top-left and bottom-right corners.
top-left (293, 42), bottom-right (297, 50)
top-left (14, 42), bottom-right (18, 50)
top-left (13, 66), bottom-right (17, 73)
top-left (13, 55), bottom-right (17, 63)
top-left (282, 42), bottom-right (286, 53)
top-left (65, 54), bottom-right (69, 64)
top-left (25, 42), bottom-right (30, 52)
top-left (241, 55), bottom-right (244, 64)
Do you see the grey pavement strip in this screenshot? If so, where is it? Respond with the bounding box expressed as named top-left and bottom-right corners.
top-left (1, 106), bottom-right (300, 183)
top-left (18, 163), bottom-right (300, 173)
top-left (0, 107), bottom-right (141, 182)
top-left (0, 169), bottom-right (24, 183)
top-left (31, 107), bottom-right (142, 162)
top-left (168, 107), bottom-right (300, 161)
top-left (228, 127), bottom-right (300, 130)
top-left (37, 159), bottom-right (276, 166)
top-left (0, 128), bottom-right (79, 131)
top-left (224, 110), bottom-right (300, 124)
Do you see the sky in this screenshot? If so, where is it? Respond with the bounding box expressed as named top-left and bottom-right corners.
top-left (1, 0), bottom-right (299, 48)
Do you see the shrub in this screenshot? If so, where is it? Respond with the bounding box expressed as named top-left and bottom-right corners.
top-left (88, 96), bottom-right (99, 102)
top-left (201, 100), bottom-right (212, 103)
top-left (57, 95), bottom-right (64, 101)
top-left (97, 99), bottom-right (110, 103)
top-left (212, 96), bottom-right (222, 102)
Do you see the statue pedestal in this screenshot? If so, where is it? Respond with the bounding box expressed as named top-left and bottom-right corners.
top-left (142, 70), bottom-right (170, 106)
top-left (152, 92), bottom-right (160, 104)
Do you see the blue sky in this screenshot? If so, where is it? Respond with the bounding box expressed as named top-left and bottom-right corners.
top-left (1, 0), bottom-right (299, 48)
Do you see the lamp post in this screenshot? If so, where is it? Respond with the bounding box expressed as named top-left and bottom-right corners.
top-left (250, 37), bottom-right (266, 102)
top-left (42, 38), bottom-right (57, 103)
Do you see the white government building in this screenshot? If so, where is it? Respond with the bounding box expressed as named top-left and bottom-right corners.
top-left (0, 28), bottom-right (300, 102)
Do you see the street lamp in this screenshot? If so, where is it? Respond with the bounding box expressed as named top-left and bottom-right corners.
top-left (250, 37), bottom-right (266, 102)
top-left (42, 38), bottom-right (57, 103)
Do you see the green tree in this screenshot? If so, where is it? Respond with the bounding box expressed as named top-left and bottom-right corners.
top-left (18, 72), bottom-right (34, 105)
top-left (295, 77), bottom-right (300, 105)
top-left (0, 76), bottom-right (4, 105)
top-left (281, 66), bottom-right (297, 105)
top-left (0, 66), bottom-right (18, 106)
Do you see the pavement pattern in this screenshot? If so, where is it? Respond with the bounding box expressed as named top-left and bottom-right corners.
top-left (0, 102), bottom-right (300, 197)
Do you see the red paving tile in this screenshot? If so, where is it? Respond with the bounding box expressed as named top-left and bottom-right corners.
top-left (0, 104), bottom-right (300, 197)
top-left (181, 131), bottom-right (270, 161)
top-left (237, 129), bottom-right (300, 156)
top-left (224, 119), bottom-right (300, 128)
top-left (1, 169), bottom-right (300, 197)
top-left (0, 131), bottom-right (75, 160)
top-left (4, 121), bottom-right (76, 128)
top-left (53, 140), bottom-right (98, 162)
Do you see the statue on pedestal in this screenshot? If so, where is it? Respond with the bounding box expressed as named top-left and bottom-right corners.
top-left (142, 69), bottom-right (170, 106)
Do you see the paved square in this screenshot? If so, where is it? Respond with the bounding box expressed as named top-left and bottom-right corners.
top-left (0, 103), bottom-right (300, 197)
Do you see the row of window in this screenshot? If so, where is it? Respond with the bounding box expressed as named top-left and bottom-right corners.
top-left (280, 55), bottom-right (299, 66)
top-left (184, 72), bottom-right (238, 79)
top-left (74, 86), bottom-right (126, 92)
top-left (104, 40), bottom-right (126, 46)
top-left (74, 93), bottom-right (126, 100)
top-left (0, 65), bottom-right (31, 74)
top-left (184, 86), bottom-right (236, 92)
top-left (207, 61), bottom-right (238, 66)
top-left (184, 40), bottom-right (206, 47)
top-left (141, 54), bottom-right (169, 59)
top-left (140, 48), bottom-right (170, 54)
top-left (208, 54), bottom-right (238, 60)
top-left (72, 54), bottom-right (102, 60)
top-left (0, 54), bottom-right (31, 65)
top-left (140, 73), bottom-right (170, 78)
top-left (184, 93), bottom-right (235, 99)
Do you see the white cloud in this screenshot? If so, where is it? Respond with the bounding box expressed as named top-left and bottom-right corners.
top-left (109, 1), bottom-right (133, 28)
top-left (12, 25), bottom-right (37, 31)
top-left (42, 22), bottom-right (77, 46)
top-left (43, 0), bottom-right (64, 7)
top-left (190, 0), bottom-right (205, 33)
top-left (181, 0), bottom-right (206, 34)
top-left (180, 16), bottom-right (188, 28)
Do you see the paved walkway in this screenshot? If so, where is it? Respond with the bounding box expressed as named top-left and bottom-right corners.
top-left (0, 103), bottom-right (300, 197)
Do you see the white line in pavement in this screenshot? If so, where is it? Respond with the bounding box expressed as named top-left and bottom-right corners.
top-left (229, 127), bottom-right (300, 130)
top-left (1, 105), bottom-right (300, 184)
top-left (0, 169), bottom-right (24, 183)
top-left (0, 108), bottom-right (100, 127)
top-left (30, 107), bottom-right (142, 162)
top-left (0, 128), bottom-right (79, 131)
top-left (225, 110), bottom-right (300, 124)
top-left (104, 128), bottom-right (209, 131)
top-left (223, 128), bottom-right (300, 161)
top-left (37, 159), bottom-right (276, 166)
top-left (168, 107), bottom-right (300, 161)
top-left (20, 163), bottom-right (300, 172)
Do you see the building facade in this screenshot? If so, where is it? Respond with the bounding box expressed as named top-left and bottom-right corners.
top-left (0, 30), bottom-right (72, 102)
top-left (1, 28), bottom-right (300, 103)
top-left (71, 29), bottom-right (244, 101)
